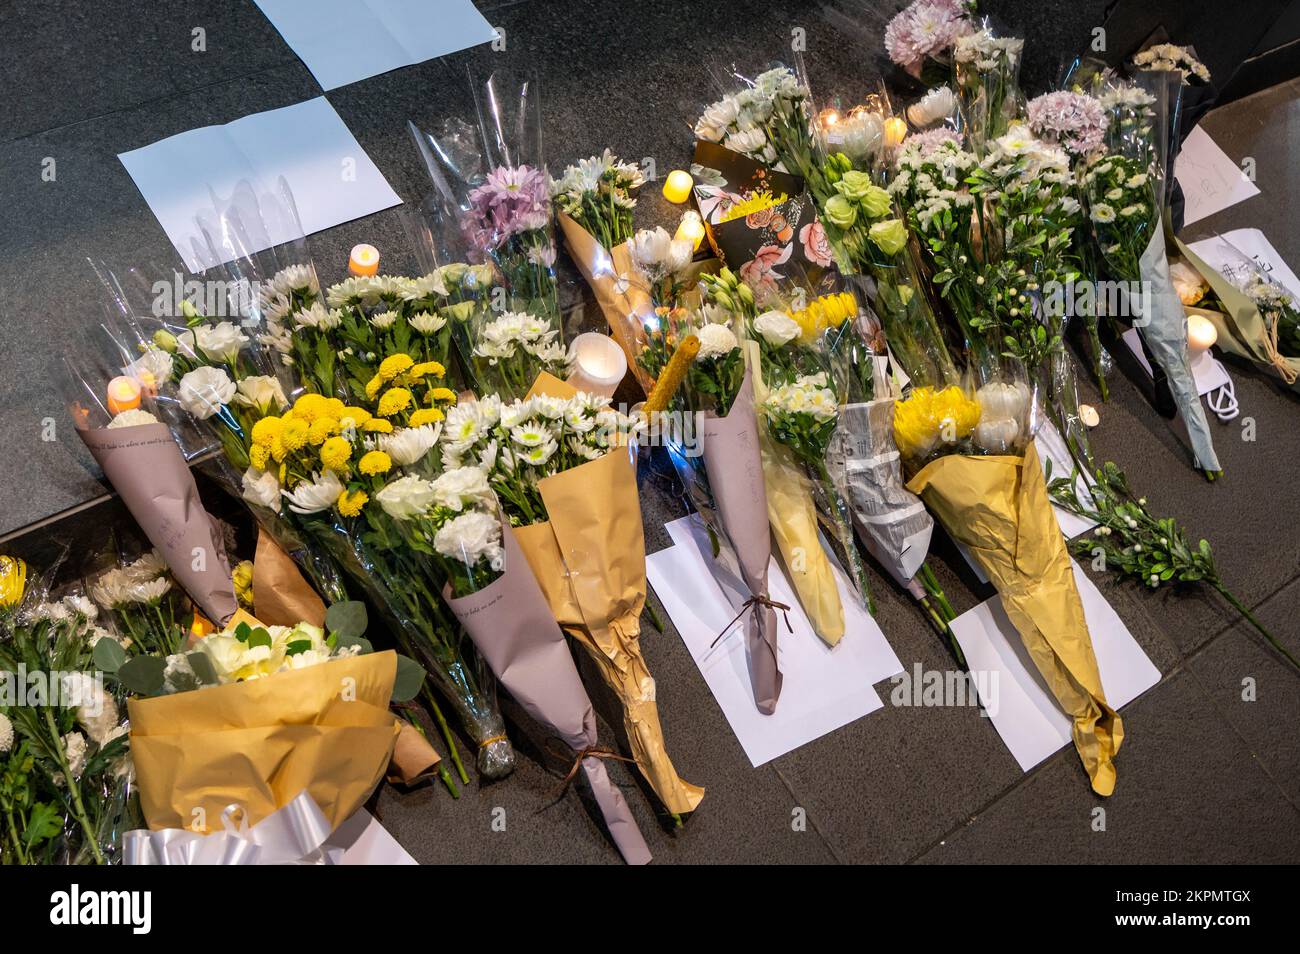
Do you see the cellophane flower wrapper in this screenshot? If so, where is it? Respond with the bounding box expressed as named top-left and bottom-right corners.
top-left (952, 22), bottom-right (1026, 154)
top-left (1176, 237), bottom-right (1300, 390)
top-left (511, 374), bottom-right (704, 814)
top-left (441, 510), bottom-right (651, 863)
top-left (905, 442), bottom-right (1123, 795)
top-left (408, 70), bottom-right (558, 320)
top-left (63, 343), bottom-right (238, 626)
top-left (128, 651), bottom-right (400, 833)
top-left (1088, 78), bottom-right (1220, 472)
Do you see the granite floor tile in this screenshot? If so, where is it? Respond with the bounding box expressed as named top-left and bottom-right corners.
top-left (915, 669), bottom-right (1300, 864)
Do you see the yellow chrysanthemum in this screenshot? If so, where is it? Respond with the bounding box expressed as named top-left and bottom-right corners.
top-left (377, 387), bottom-right (413, 418)
top-left (409, 408), bottom-right (444, 427)
top-left (427, 387), bottom-right (457, 403)
top-left (232, 560), bottom-right (254, 609)
top-left (336, 489), bottom-right (369, 518)
top-left (339, 406), bottom-right (372, 427)
top-left (379, 353), bottom-right (415, 381)
top-left (308, 417), bottom-right (339, 444)
top-left (251, 416), bottom-right (283, 447)
top-left (324, 397), bottom-right (346, 417)
top-left (363, 418), bottom-right (394, 434)
top-left (364, 375), bottom-right (383, 400)
top-left (0, 555), bottom-right (27, 609)
top-left (893, 386), bottom-right (981, 461)
top-left (270, 436), bottom-right (287, 463)
top-left (411, 361), bottom-right (445, 380)
top-left (358, 451), bottom-right (392, 476)
top-left (281, 417), bottom-right (310, 452)
top-left (293, 393), bottom-right (328, 423)
top-left (249, 443), bottom-right (270, 470)
top-left (320, 436), bottom-right (352, 472)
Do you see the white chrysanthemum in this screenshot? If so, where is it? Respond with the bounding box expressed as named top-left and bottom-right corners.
top-left (264, 263), bottom-right (319, 301)
top-left (378, 423), bottom-right (442, 466)
top-left (1090, 203), bottom-right (1116, 223)
top-left (63, 595), bottom-right (97, 621)
top-left (177, 365), bottom-right (236, 419)
top-left (241, 467), bottom-right (281, 510)
top-left (907, 86), bottom-right (957, 127)
top-left (61, 732), bottom-right (88, 781)
top-left (370, 310), bottom-right (398, 330)
top-left (283, 470), bottom-right (345, 514)
top-left (433, 510), bottom-right (504, 571)
top-left (517, 438), bottom-right (559, 467)
top-left (695, 322), bottom-right (739, 359)
top-left (108, 409), bottom-right (159, 429)
top-left (409, 312), bottom-right (446, 334)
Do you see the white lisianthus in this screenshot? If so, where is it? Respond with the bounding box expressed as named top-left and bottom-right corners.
top-left (193, 321), bottom-right (249, 363)
top-left (124, 347), bottom-right (173, 389)
top-left (241, 467), bottom-right (281, 510)
top-left (108, 409), bottom-right (159, 429)
top-left (695, 322), bottom-right (739, 359)
top-left (232, 374), bottom-right (288, 412)
top-left (377, 423), bottom-right (442, 466)
top-left (434, 510), bottom-right (505, 571)
top-left (752, 310), bottom-right (801, 347)
top-left (177, 365), bottom-right (236, 419)
top-left (196, 631), bottom-right (284, 683)
top-left (429, 466), bottom-right (494, 512)
top-left (374, 475), bottom-right (437, 520)
top-left (283, 470), bottom-right (345, 515)
top-left (409, 312), bottom-right (447, 334)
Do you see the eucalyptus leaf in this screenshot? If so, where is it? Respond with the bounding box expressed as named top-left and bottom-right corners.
top-left (325, 601), bottom-right (368, 641)
top-left (92, 637), bottom-right (127, 674)
top-left (391, 655), bottom-right (426, 703)
top-left (116, 655), bottom-right (167, 696)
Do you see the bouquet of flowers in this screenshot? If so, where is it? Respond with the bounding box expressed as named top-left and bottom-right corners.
top-left (552, 149), bottom-right (645, 255)
top-left (883, 0), bottom-right (976, 83)
top-left (0, 562), bottom-right (134, 864)
top-left (422, 472), bottom-right (652, 862)
top-left (1084, 80), bottom-right (1221, 476)
top-left (408, 70), bottom-right (558, 318)
top-left (952, 25), bottom-right (1025, 153)
top-left (441, 383), bottom-right (705, 817)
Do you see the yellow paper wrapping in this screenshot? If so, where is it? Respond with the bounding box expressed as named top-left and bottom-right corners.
top-left (906, 444), bottom-right (1123, 795)
top-left (749, 342), bottom-right (845, 646)
top-left (129, 651), bottom-right (401, 831)
top-left (251, 528), bottom-right (328, 627)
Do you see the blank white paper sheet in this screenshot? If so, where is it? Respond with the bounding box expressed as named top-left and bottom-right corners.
top-left (948, 561), bottom-right (1161, 773)
top-left (647, 516), bottom-right (902, 767)
top-left (119, 97), bottom-right (402, 272)
top-left (253, 0), bottom-right (498, 90)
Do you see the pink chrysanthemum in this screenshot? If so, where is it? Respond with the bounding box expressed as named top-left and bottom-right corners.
top-left (900, 126), bottom-right (963, 158)
top-left (1026, 91), bottom-right (1107, 157)
top-left (466, 164), bottom-right (551, 250)
top-left (884, 0), bottom-right (974, 76)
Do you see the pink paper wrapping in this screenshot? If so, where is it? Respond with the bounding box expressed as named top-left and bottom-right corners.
top-left (77, 422), bottom-right (237, 625)
top-left (700, 368), bottom-right (781, 713)
top-left (445, 525), bottom-right (652, 865)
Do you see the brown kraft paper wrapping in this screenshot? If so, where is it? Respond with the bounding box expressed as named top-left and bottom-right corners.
top-left (701, 366), bottom-right (781, 714)
top-left (77, 422), bottom-right (237, 625)
top-left (906, 443), bottom-right (1123, 796)
top-left (252, 528), bottom-right (328, 628)
top-left (513, 450), bottom-right (705, 816)
top-left (129, 651), bottom-right (401, 831)
top-left (445, 524), bottom-right (651, 864)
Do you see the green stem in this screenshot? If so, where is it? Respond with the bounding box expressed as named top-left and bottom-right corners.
top-left (421, 685), bottom-right (470, 785)
top-left (5, 810), bottom-right (27, 866)
top-left (43, 709), bottom-right (104, 865)
top-left (1213, 581), bottom-right (1300, 672)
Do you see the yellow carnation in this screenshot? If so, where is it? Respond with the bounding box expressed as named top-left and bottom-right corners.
top-left (0, 555), bottom-right (27, 609)
top-left (377, 387), bottom-right (413, 418)
top-left (320, 436), bottom-right (352, 472)
top-left (358, 451), bottom-right (392, 476)
top-left (379, 353), bottom-right (415, 381)
top-left (409, 408), bottom-right (444, 427)
top-left (336, 489), bottom-right (369, 518)
top-left (363, 418), bottom-right (394, 434)
top-left (251, 416), bottom-right (283, 447)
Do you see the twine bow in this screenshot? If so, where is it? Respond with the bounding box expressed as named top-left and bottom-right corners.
top-left (1263, 317), bottom-right (1298, 385)
top-left (710, 594), bottom-right (793, 649)
top-left (544, 739), bottom-right (640, 799)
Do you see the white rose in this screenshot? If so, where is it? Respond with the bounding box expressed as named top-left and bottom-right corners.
top-left (241, 467), bottom-right (281, 510)
top-left (433, 510), bottom-right (503, 569)
top-left (283, 470), bottom-right (344, 514)
top-left (177, 365), bottom-right (236, 419)
top-left (752, 310), bottom-right (801, 346)
top-left (695, 322), bottom-right (739, 359)
top-left (108, 409), bottom-right (159, 429)
top-left (232, 374), bottom-right (288, 412)
top-left (374, 475), bottom-right (437, 520)
top-left (193, 321), bottom-right (249, 363)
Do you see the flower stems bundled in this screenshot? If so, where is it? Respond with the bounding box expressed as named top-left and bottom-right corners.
top-left (1048, 461), bottom-right (1298, 672)
top-left (85, 550), bottom-right (185, 657)
top-left (952, 26), bottom-right (1026, 153)
top-left (0, 569), bottom-right (134, 865)
top-left (551, 150), bottom-right (646, 253)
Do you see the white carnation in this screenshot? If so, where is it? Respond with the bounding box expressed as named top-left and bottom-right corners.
top-left (374, 475), bottom-right (437, 520)
top-left (433, 510), bottom-right (504, 571)
top-left (177, 365), bottom-right (236, 419)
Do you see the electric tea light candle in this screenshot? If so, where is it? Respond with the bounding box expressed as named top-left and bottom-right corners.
top-left (662, 170), bottom-right (694, 204)
top-left (1187, 313), bottom-right (1218, 354)
top-left (566, 333), bottom-right (627, 398)
top-left (674, 210), bottom-right (705, 251)
top-left (106, 376), bottom-right (143, 415)
top-left (349, 243), bottom-right (380, 276)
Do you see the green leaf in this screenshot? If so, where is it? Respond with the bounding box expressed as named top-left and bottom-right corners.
top-left (285, 639), bottom-right (313, 657)
top-left (325, 601), bottom-right (368, 641)
top-left (391, 655), bottom-right (426, 703)
top-left (245, 628), bottom-right (273, 650)
top-left (116, 655), bottom-right (167, 695)
top-left (22, 802), bottom-right (62, 849)
top-left (234, 621), bottom-right (252, 643)
top-left (186, 651), bottom-right (218, 686)
top-left (333, 633), bottom-right (374, 655)
top-left (92, 637), bottom-right (127, 674)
